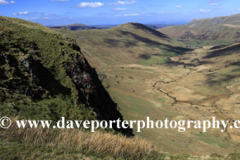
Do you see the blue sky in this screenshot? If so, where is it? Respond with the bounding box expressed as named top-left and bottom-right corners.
top-left (1, 0), bottom-right (240, 26)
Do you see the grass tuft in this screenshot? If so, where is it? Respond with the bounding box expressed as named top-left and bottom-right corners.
top-left (1, 118), bottom-right (165, 160)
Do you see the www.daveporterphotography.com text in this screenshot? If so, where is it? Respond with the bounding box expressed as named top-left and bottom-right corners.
top-left (2, 116), bottom-right (240, 133)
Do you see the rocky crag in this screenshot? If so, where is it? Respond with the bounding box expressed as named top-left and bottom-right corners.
top-left (0, 16), bottom-right (133, 136)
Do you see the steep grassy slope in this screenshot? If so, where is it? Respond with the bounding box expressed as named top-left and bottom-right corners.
top-left (158, 13), bottom-right (240, 47)
top-left (0, 16), bottom-right (133, 135)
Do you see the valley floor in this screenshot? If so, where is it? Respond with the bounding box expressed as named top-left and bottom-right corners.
top-left (89, 45), bottom-right (240, 156)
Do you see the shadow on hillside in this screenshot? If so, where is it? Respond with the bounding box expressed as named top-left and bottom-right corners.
top-left (120, 30), bottom-right (193, 54)
top-left (203, 43), bottom-right (240, 58)
top-left (164, 60), bottom-right (185, 66)
top-left (138, 53), bottom-right (151, 59)
top-left (164, 60), bottom-right (203, 67)
top-left (121, 31), bottom-right (162, 46)
top-left (164, 58), bottom-right (214, 67)
top-left (102, 30), bottom-right (193, 61)
top-left (121, 31), bottom-right (165, 45)
top-left (210, 45), bottom-right (228, 50)
top-left (32, 60), bottom-right (72, 97)
top-left (103, 38), bottom-right (137, 48)
top-left (167, 46), bottom-right (193, 55)
top-left (204, 73), bottom-right (239, 86)
top-left (196, 60), bottom-right (213, 65)
top-left (0, 55), bottom-right (6, 67)
top-left (0, 44), bottom-right (7, 52)
top-left (3, 54), bottom-right (71, 100)
top-left (230, 61), bottom-right (240, 72)
top-left (230, 61), bottom-right (240, 66)
top-left (129, 23), bottom-right (171, 41)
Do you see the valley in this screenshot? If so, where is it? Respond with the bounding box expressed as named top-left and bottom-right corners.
top-left (2, 14), bottom-right (240, 159)
top-left (3, 0), bottom-right (240, 158)
top-left (54, 22), bottom-right (240, 156)
top-left (102, 45), bottom-right (240, 156)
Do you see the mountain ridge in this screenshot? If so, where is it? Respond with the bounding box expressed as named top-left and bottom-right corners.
top-left (158, 13), bottom-right (240, 47)
top-left (185, 13), bottom-right (240, 28)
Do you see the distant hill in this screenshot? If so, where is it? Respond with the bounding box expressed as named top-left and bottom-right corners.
top-left (186, 13), bottom-right (240, 28)
top-left (158, 13), bottom-right (240, 47)
top-left (48, 23), bottom-right (175, 31)
top-left (48, 23), bottom-right (99, 30)
top-left (91, 24), bottom-right (118, 29)
top-left (146, 24), bottom-right (180, 29)
top-left (62, 23), bottom-right (87, 27)
top-left (185, 16), bottom-right (227, 28)
top-left (144, 24), bottom-right (163, 29)
top-left (52, 22), bottom-right (190, 67)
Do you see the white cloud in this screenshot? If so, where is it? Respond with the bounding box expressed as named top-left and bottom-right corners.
top-left (124, 13), bottom-right (138, 16)
top-left (19, 11), bottom-right (29, 15)
top-left (218, 6), bottom-right (223, 9)
top-left (13, 11), bottom-right (44, 16)
top-left (175, 5), bottom-right (182, 8)
top-left (209, 3), bottom-right (218, 5)
top-left (30, 17), bottom-right (38, 20)
top-left (112, 0), bottom-right (137, 5)
top-left (0, 0), bottom-right (15, 5)
top-left (51, 0), bottom-right (70, 1)
top-left (113, 8), bottom-right (127, 11)
top-left (76, 0), bottom-right (137, 8)
top-left (157, 11), bottom-right (164, 14)
top-left (75, 0), bottom-right (137, 8)
top-left (0, 0), bottom-right (9, 5)
top-left (76, 2), bottom-right (104, 8)
top-left (43, 17), bottom-right (50, 19)
top-left (199, 9), bottom-right (210, 12)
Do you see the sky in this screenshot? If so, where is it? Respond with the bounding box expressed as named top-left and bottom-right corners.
top-left (1, 0), bottom-right (240, 26)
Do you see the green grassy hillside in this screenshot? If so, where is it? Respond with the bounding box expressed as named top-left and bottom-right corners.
top-left (185, 13), bottom-right (240, 28)
top-left (0, 16), bottom-right (134, 135)
top-left (54, 22), bottom-right (190, 67)
top-left (158, 13), bottom-right (240, 47)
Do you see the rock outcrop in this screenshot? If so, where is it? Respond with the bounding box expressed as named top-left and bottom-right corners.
top-left (0, 16), bottom-right (133, 136)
